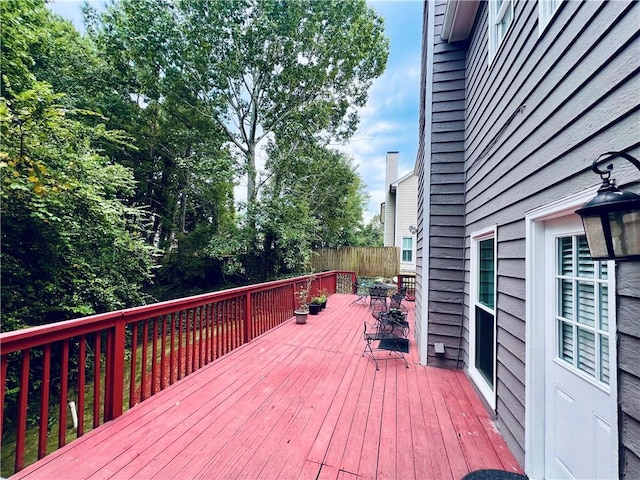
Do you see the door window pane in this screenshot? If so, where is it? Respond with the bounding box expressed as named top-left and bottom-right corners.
top-left (577, 236), bottom-right (595, 278)
top-left (558, 279), bottom-right (573, 320)
top-left (600, 335), bottom-right (610, 384)
top-left (555, 234), bottom-right (611, 386)
top-left (558, 237), bottom-right (573, 276)
top-left (599, 261), bottom-right (608, 279)
top-left (577, 282), bottom-right (595, 326)
top-left (599, 284), bottom-right (609, 330)
top-left (558, 320), bottom-right (574, 363)
top-left (577, 327), bottom-right (596, 377)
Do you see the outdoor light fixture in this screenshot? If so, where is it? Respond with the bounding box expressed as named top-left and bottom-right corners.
top-left (409, 225), bottom-right (417, 234)
top-left (576, 151), bottom-right (640, 261)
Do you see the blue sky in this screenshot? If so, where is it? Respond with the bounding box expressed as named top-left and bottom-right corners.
top-left (342, 1), bottom-right (423, 221)
top-left (49, 0), bottom-right (423, 222)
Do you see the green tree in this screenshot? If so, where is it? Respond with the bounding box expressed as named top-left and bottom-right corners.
top-left (87, 0), bottom-right (237, 268)
top-left (266, 140), bottom-right (368, 246)
top-left (174, 0), bottom-right (389, 210)
top-left (353, 214), bottom-right (384, 247)
top-left (90, 0), bottom-right (388, 280)
top-left (0, 0), bottom-right (155, 329)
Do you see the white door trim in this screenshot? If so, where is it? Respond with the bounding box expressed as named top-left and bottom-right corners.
top-left (524, 187), bottom-right (618, 479)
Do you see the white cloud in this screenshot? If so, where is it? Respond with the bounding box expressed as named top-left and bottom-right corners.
top-left (337, 48), bottom-right (421, 222)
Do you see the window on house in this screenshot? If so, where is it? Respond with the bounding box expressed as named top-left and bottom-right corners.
top-left (402, 237), bottom-right (413, 262)
top-left (539, 0), bottom-right (562, 33)
top-left (475, 236), bottom-right (496, 387)
top-left (489, 0), bottom-right (514, 62)
top-left (556, 235), bottom-right (611, 385)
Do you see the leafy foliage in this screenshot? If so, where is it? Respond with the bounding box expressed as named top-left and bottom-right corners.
top-left (1, 0), bottom-right (389, 313)
top-left (1, 1), bottom-right (154, 329)
top-left (353, 214), bottom-right (384, 247)
top-left (169, 0), bottom-right (389, 203)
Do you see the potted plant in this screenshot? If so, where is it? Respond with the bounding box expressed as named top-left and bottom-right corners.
top-left (309, 297), bottom-right (322, 315)
top-left (295, 283), bottom-right (310, 324)
top-left (317, 288), bottom-right (328, 309)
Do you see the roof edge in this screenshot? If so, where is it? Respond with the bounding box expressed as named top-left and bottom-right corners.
top-left (440, 0), bottom-right (480, 43)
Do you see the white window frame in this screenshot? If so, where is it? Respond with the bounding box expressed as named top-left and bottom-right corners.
top-left (468, 225), bottom-right (497, 409)
top-left (401, 236), bottom-right (413, 263)
top-left (489, 0), bottom-right (514, 63)
top-left (539, 0), bottom-right (562, 35)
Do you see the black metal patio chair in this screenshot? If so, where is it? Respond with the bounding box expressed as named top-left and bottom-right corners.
top-left (383, 309), bottom-right (409, 338)
top-left (388, 292), bottom-right (409, 318)
top-left (368, 284), bottom-right (388, 311)
top-left (351, 281), bottom-right (368, 306)
top-left (362, 321), bottom-right (409, 370)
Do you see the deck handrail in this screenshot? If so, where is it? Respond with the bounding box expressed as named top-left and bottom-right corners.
top-left (0, 271), bottom-right (356, 475)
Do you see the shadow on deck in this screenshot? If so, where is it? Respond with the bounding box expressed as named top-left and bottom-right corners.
top-left (12, 293), bottom-right (522, 480)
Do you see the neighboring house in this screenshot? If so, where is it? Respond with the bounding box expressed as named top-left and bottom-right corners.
top-left (415, 1), bottom-right (640, 479)
top-left (381, 151), bottom-right (418, 273)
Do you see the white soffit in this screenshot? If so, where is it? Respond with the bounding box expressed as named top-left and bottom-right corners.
top-left (441, 0), bottom-right (480, 43)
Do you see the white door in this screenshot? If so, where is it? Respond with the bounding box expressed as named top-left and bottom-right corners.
top-left (543, 216), bottom-right (617, 479)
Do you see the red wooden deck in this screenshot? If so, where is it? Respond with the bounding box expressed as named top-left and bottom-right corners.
top-left (12, 294), bottom-right (522, 480)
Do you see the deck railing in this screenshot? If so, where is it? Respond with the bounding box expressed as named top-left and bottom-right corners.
top-left (398, 273), bottom-right (416, 300)
top-left (0, 271), bottom-right (356, 475)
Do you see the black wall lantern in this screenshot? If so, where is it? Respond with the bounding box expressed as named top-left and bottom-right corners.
top-left (576, 151), bottom-right (640, 261)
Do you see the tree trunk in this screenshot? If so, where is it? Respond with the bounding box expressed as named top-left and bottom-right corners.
top-left (246, 143), bottom-right (257, 206)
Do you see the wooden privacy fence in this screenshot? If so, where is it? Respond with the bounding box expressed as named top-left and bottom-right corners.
top-left (0, 271), bottom-right (355, 476)
top-left (312, 247), bottom-right (399, 278)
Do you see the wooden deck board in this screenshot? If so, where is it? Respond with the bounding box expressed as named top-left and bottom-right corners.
top-left (13, 294), bottom-right (523, 480)
top-left (95, 342), bottom-right (301, 479)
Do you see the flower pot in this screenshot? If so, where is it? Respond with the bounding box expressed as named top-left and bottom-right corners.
top-left (295, 310), bottom-right (308, 324)
top-left (309, 303), bottom-right (321, 315)
top-left (320, 300), bottom-right (327, 309)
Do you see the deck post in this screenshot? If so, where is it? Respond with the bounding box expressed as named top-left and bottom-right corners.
top-left (105, 320), bottom-right (125, 421)
top-left (244, 293), bottom-right (252, 344)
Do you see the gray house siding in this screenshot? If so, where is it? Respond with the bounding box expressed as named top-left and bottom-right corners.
top-left (619, 261), bottom-right (640, 478)
top-left (424, 0), bottom-right (467, 369)
top-left (459, 0), bottom-right (640, 473)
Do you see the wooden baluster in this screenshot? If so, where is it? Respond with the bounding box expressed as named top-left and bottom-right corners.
top-left (59, 340), bottom-right (69, 447)
top-left (93, 334), bottom-right (101, 428)
top-left (161, 314), bottom-right (167, 390)
top-left (178, 311), bottom-right (184, 380)
top-left (207, 305), bottom-right (212, 361)
top-left (38, 344), bottom-right (51, 459)
top-left (103, 322), bottom-right (125, 421)
top-left (151, 317), bottom-right (158, 395)
top-left (169, 313), bottom-right (175, 384)
top-left (15, 349), bottom-right (30, 472)
top-left (215, 303), bottom-right (221, 360)
top-left (190, 309), bottom-right (196, 373)
top-left (141, 322), bottom-right (148, 401)
top-left (78, 335), bottom-right (86, 436)
top-left (198, 306), bottom-right (204, 369)
top-left (129, 324), bottom-right (138, 408)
